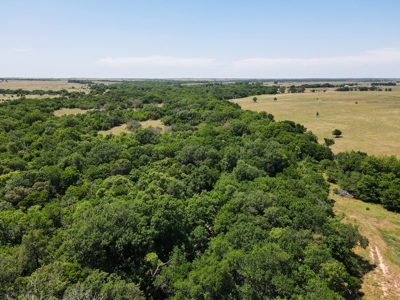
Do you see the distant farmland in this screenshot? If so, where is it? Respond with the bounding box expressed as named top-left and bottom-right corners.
top-left (232, 86), bottom-right (400, 157)
top-left (0, 79), bottom-right (89, 92)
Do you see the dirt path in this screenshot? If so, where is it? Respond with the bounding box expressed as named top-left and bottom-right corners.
top-left (331, 190), bottom-right (400, 299)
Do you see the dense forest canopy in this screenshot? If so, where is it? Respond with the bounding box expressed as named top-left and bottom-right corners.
top-left (0, 80), bottom-right (386, 299)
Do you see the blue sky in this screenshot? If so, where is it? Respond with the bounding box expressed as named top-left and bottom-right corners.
top-left (2, 0), bottom-right (400, 78)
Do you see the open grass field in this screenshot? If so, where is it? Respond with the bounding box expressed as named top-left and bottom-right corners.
top-left (99, 124), bottom-right (130, 136)
top-left (54, 108), bottom-right (92, 117)
top-left (232, 87), bottom-right (400, 157)
top-left (0, 79), bottom-right (89, 92)
top-left (331, 184), bottom-right (400, 299)
top-left (98, 119), bottom-right (166, 136)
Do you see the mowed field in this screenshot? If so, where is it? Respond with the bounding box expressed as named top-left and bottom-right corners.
top-left (232, 87), bottom-right (400, 157)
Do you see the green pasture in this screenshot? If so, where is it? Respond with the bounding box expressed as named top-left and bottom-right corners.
top-left (233, 87), bottom-right (400, 157)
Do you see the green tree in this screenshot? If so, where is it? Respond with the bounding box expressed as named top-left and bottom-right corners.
top-left (324, 138), bottom-right (335, 147)
top-left (332, 129), bottom-right (342, 138)
top-left (111, 159), bottom-right (132, 175)
top-left (252, 97), bottom-right (257, 102)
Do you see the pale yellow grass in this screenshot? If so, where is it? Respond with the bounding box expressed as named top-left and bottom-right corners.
top-left (54, 108), bottom-right (91, 117)
top-left (98, 119), bottom-right (166, 136)
top-left (139, 119), bottom-right (165, 130)
top-left (232, 89), bottom-right (400, 157)
top-left (98, 124), bottom-right (130, 136)
top-left (331, 184), bottom-right (400, 299)
top-left (0, 80), bottom-right (89, 93)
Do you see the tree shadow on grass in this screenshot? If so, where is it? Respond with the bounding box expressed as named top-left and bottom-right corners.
top-left (351, 253), bottom-right (377, 299)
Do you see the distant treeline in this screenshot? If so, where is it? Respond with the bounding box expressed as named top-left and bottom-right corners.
top-left (182, 82), bottom-right (279, 99)
top-left (269, 78), bottom-right (399, 83)
top-left (68, 79), bottom-right (94, 84)
top-left (289, 83), bottom-right (347, 93)
top-left (0, 88), bottom-right (85, 98)
top-left (0, 88), bottom-right (67, 96)
top-left (0, 83), bottom-right (111, 99)
top-left (337, 86), bottom-right (392, 91)
top-left (300, 83), bottom-right (335, 88)
top-left (371, 82), bottom-right (396, 86)
top-left (288, 85), bottom-right (305, 93)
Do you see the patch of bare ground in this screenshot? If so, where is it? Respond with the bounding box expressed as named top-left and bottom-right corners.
top-left (331, 183), bottom-right (400, 299)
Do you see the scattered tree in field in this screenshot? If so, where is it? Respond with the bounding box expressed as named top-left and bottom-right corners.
top-left (273, 97), bottom-right (277, 101)
top-left (332, 129), bottom-right (342, 138)
top-left (252, 97), bottom-right (257, 103)
top-left (388, 88), bottom-right (392, 91)
top-left (324, 138), bottom-right (335, 147)
top-left (316, 112), bottom-right (319, 117)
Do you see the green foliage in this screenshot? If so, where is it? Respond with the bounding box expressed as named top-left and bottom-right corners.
top-left (331, 151), bottom-right (400, 212)
top-left (324, 138), bottom-right (335, 147)
top-left (0, 81), bottom-right (370, 299)
top-left (332, 129), bottom-right (342, 137)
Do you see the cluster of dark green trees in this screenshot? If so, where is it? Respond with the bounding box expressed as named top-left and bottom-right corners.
top-left (326, 151), bottom-right (400, 212)
top-left (301, 83), bottom-right (335, 88)
top-left (288, 85), bottom-right (306, 93)
top-left (337, 86), bottom-right (392, 92)
top-left (0, 88), bottom-right (85, 98)
top-left (0, 81), bottom-right (373, 299)
top-left (67, 79), bottom-right (94, 84)
top-left (370, 82), bottom-right (396, 86)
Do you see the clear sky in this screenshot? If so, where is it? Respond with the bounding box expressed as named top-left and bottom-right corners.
top-left (2, 0), bottom-right (400, 78)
